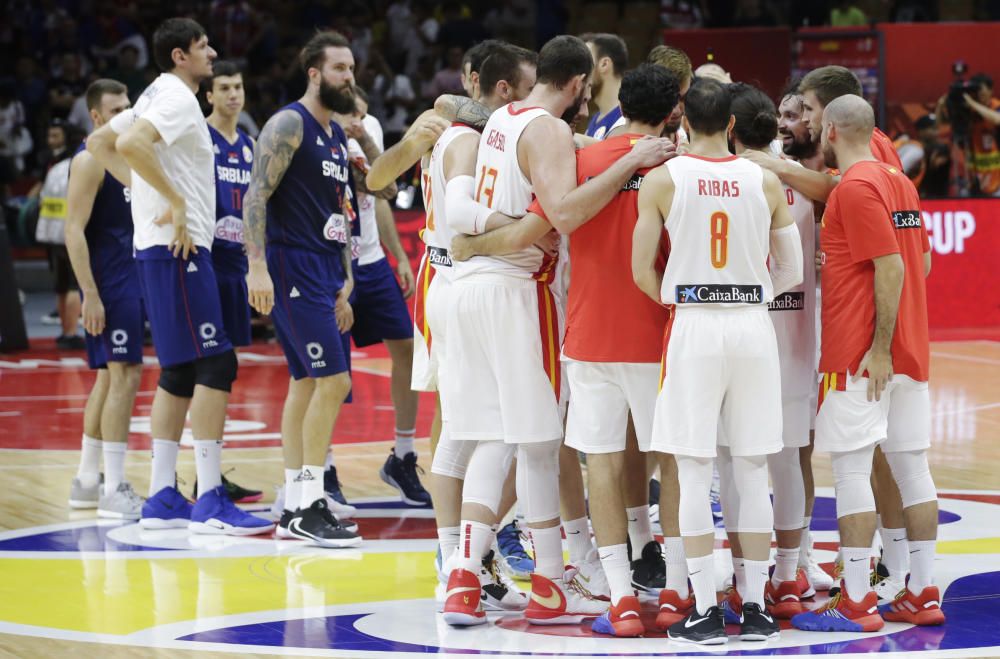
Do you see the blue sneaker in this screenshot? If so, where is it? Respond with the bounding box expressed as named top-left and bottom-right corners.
top-left (379, 449), bottom-right (432, 507)
top-left (189, 485), bottom-right (275, 536)
top-left (497, 520), bottom-right (534, 578)
top-left (324, 466), bottom-right (349, 506)
top-left (140, 486), bottom-right (193, 529)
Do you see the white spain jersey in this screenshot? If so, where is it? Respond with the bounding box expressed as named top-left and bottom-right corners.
top-left (421, 122), bottom-right (479, 281)
top-left (659, 154), bottom-right (773, 308)
top-left (452, 103), bottom-right (556, 282)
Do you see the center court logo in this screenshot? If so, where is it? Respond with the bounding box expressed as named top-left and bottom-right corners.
top-left (677, 284), bottom-right (762, 304)
top-left (306, 342), bottom-right (326, 368)
top-left (110, 329), bottom-right (129, 354)
top-left (199, 323), bottom-right (219, 348)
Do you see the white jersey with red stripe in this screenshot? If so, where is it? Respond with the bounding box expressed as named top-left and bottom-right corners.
top-left (452, 103), bottom-right (557, 282)
top-left (659, 154), bottom-right (773, 308)
top-left (421, 122), bottom-right (479, 281)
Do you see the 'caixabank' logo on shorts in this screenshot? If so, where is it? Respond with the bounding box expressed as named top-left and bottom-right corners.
top-left (677, 284), bottom-right (762, 304)
top-left (769, 291), bottom-right (805, 311)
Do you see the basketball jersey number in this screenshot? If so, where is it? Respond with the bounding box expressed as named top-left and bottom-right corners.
top-left (475, 166), bottom-right (498, 209)
top-left (231, 188), bottom-right (242, 211)
top-left (710, 211), bottom-right (729, 269)
top-left (422, 173), bottom-right (434, 231)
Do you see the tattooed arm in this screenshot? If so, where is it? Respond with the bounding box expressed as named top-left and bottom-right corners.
top-left (434, 94), bottom-right (492, 129)
top-left (243, 109), bottom-right (303, 315)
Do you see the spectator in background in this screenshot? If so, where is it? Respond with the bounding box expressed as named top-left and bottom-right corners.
top-left (417, 55), bottom-right (439, 106)
top-left (211, 0), bottom-right (261, 64)
top-left (438, 1), bottom-right (491, 51)
top-left (370, 51), bottom-right (417, 144)
top-left (0, 83), bottom-right (33, 186)
top-left (831, 1), bottom-right (868, 26)
top-left (484, 0), bottom-right (534, 48)
top-left (962, 73), bottom-right (1000, 196)
top-left (660, 0), bottom-right (707, 28)
top-left (33, 119), bottom-right (72, 178)
top-left (733, 0), bottom-right (779, 27)
top-left (48, 53), bottom-right (89, 119)
top-left (427, 46), bottom-right (466, 99)
top-left (106, 44), bottom-right (148, 100)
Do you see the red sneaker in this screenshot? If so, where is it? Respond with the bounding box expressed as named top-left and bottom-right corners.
top-left (765, 579), bottom-right (804, 618)
top-left (720, 585), bottom-right (743, 624)
top-left (442, 568), bottom-right (486, 626)
top-left (792, 585), bottom-right (884, 632)
top-left (655, 588), bottom-right (695, 630)
top-left (880, 585), bottom-right (946, 626)
top-left (591, 595), bottom-right (645, 637)
top-left (797, 566), bottom-right (817, 599)
top-left (525, 572), bottom-right (607, 625)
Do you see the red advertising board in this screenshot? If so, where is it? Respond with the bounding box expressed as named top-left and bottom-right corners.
top-left (922, 199), bottom-right (1000, 330)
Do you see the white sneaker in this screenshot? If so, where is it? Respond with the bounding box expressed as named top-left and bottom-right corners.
top-left (97, 482), bottom-right (143, 520)
top-left (799, 549), bottom-right (834, 592)
top-left (481, 550), bottom-right (528, 611)
top-left (874, 574), bottom-right (906, 605)
top-left (569, 548), bottom-right (611, 601)
top-left (525, 569), bottom-right (609, 624)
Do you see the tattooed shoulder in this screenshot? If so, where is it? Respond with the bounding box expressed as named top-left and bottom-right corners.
top-left (436, 94), bottom-right (491, 130)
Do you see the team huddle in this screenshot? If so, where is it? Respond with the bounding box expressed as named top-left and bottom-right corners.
top-left (64, 14), bottom-right (942, 648)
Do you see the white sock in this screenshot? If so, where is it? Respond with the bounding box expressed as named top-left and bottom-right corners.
top-left (687, 553), bottom-right (716, 615)
top-left (880, 526), bottom-right (909, 581)
top-left (773, 546), bottom-right (799, 584)
top-left (598, 543), bottom-right (632, 605)
top-left (324, 450), bottom-right (334, 470)
top-left (193, 439), bottom-right (223, 498)
top-left (284, 468), bottom-right (301, 512)
top-left (663, 536), bottom-right (689, 598)
top-left (457, 520), bottom-right (493, 571)
top-left (149, 438), bottom-right (179, 496)
top-left (799, 516), bottom-right (813, 565)
top-left (297, 465), bottom-right (324, 509)
top-left (744, 558), bottom-right (769, 607)
top-left (529, 525), bottom-right (565, 579)
top-left (907, 540), bottom-right (936, 593)
top-left (102, 441), bottom-right (127, 496)
top-left (77, 434), bottom-right (102, 485)
top-left (395, 428), bottom-right (416, 457)
top-left (438, 526), bottom-right (461, 567)
top-left (842, 546), bottom-right (872, 599)
top-left (626, 505), bottom-right (654, 553)
top-left (563, 516), bottom-right (592, 565)
top-left (733, 556), bottom-right (747, 599)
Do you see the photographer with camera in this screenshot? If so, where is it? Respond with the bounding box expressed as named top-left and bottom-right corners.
top-left (937, 68), bottom-right (1000, 197)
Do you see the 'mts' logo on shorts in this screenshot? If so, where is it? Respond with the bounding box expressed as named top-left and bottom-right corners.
top-left (676, 285), bottom-right (763, 304)
top-left (306, 342), bottom-right (326, 369)
top-left (110, 329), bottom-right (129, 354)
top-left (892, 210), bottom-right (922, 229)
top-left (199, 323), bottom-right (219, 349)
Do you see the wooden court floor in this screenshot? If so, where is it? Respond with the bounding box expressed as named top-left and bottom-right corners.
top-left (0, 340), bottom-right (998, 657)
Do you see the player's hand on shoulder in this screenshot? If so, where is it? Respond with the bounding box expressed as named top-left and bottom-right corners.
top-left (629, 136), bottom-right (677, 168)
top-left (450, 235), bottom-right (474, 262)
top-left (246, 260), bottom-right (274, 316)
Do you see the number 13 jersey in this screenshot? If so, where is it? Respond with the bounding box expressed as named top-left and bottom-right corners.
top-left (453, 103), bottom-right (556, 282)
top-left (659, 154), bottom-right (774, 308)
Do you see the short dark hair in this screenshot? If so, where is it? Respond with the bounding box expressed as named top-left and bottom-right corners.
top-left (799, 65), bottom-right (862, 108)
top-left (479, 44), bottom-right (534, 96)
top-left (781, 76), bottom-right (802, 101)
top-left (536, 35), bottom-right (593, 89)
top-left (619, 64), bottom-right (679, 126)
top-left (210, 60), bottom-right (242, 82)
top-left (581, 33), bottom-right (628, 76)
top-left (683, 77), bottom-right (732, 135)
top-left (971, 72), bottom-right (994, 90)
top-left (152, 18), bottom-right (207, 72)
top-left (464, 39), bottom-right (507, 75)
top-left (299, 31), bottom-right (351, 74)
top-left (729, 82), bottom-right (778, 149)
top-left (85, 78), bottom-right (127, 111)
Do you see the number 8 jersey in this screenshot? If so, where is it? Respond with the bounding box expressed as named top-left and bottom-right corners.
top-left (659, 154), bottom-right (774, 307)
top-left (452, 103), bottom-right (556, 282)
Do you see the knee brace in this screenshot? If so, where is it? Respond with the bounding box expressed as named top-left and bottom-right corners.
top-left (831, 445), bottom-right (877, 517)
top-left (768, 446), bottom-right (806, 531)
top-left (431, 437), bottom-right (477, 480)
top-left (158, 361), bottom-right (196, 398)
top-left (731, 454), bottom-right (773, 534)
top-left (717, 447), bottom-right (739, 533)
top-left (462, 441), bottom-right (515, 515)
top-left (194, 350), bottom-right (238, 393)
top-left (885, 449), bottom-right (938, 508)
top-left (515, 440), bottom-right (561, 524)
top-left (676, 454), bottom-right (715, 537)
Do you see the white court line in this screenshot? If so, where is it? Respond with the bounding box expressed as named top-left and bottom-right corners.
top-left (931, 401), bottom-right (1000, 418)
top-left (0, 411), bottom-right (21, 417)
top-left (932, 350), bottom-right (1000, 366)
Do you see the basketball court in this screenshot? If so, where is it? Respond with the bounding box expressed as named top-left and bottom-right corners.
top-left (0, 338), bottom-right (998, 658)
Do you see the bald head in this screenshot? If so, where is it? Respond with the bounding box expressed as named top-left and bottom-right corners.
top-left (695, 62), bottom-right (731, 84)
top-left (820, 94), bottom-right (876, 169)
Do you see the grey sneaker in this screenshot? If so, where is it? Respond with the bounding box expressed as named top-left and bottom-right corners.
top-left (98, 482), bottom-right (144, 520)
top-left (69, 475), bottom-right (103, 509)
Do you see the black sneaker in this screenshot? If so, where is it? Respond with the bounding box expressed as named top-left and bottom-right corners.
top-left (630, 540), bottom-right (666, 592)
top-left (56, 334), bottom-right (86, 350)
top-left (287, 498), bottom-right (362, 548)
top-left (668, 606), bottom-right (727, 645)
top-left (276, 509), bottom-right (296, 539)
top-left (324, 465), bottom-right (349, 506)
top-left (739, 602), bottom-right (779, 641)
top-left (379, 449), bottom-right (432, 507)
top-left (193, 473), bottom-right (264, 503)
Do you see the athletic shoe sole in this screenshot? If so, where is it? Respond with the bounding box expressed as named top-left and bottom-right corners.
top-left (68, 499), bottom-right (99, 509)
top-left (667, 633), bottom-right (728, 645)
top-left (140, 517), bottom-right (191, 529)
top-left (379, 469), bottom-right (430, 507)
top-left (275, 526), bottom-right (301, 540)
top-left (188, 520), bottom-right (276, 536)
top-left (591, 614), bottom-right (644, 637)
top-left (741, 630), bottom-right (780, 641)
top-left (526, 613), bottom-right (594, 625)
top-left (97, 508), bottom-right (140, 520)
top-left (441, 611), bottom-right (487, 626)
top-left (287, 529), bottom-right (363, 548)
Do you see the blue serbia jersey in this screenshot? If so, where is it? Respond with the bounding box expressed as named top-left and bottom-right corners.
top-left (76, 143), bottom-right (135, 298)
top-left (265, 102), bottom-right (358, 255)
top-left (209, 124), bottom-right (253, 277)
